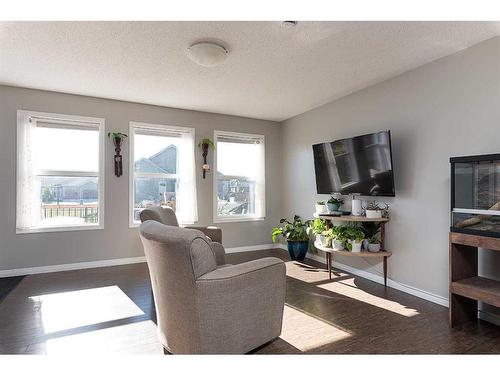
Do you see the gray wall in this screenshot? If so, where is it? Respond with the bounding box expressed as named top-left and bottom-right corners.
top-left (281, 36), bottom-right (500, 300)
top-left (0, 86), bottom-right (282, 271)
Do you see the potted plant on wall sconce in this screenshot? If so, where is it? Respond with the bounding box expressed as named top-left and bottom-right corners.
top-left (198, 138), bottom-right (216, 179)
top-left (108, 132), bottom-right (128, 177)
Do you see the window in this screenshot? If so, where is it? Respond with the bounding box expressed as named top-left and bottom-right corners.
top-left (16, 110), bottom-right (105, 233)
top-left (214, 131), bottom-right (265, 222)
top-left (129, 122), bottom-right (197, 226)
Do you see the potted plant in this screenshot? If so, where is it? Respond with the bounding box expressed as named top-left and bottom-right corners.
top-left (107, 132), bottom-right (128, 177)
top-left (329, 225), bottom-right (346, 250)
top-left (197, 138), bottom-right (216, 179)
top-left (361, 222), bottom-right (380, 250)
top-left (368, 237), bottom-right (381, 252)
top-left (308, 218), bottom-right (330, 247)
top-left (315, 201), bottom-right (328, 214)
top-left (327, 196), bottom-right (344, 213)
top-left (344, 225), bottom-right (365, 252)
top-left (364, 201), bottom-right (389, 219)
top-left (272, 215), bottom-right (312, 261)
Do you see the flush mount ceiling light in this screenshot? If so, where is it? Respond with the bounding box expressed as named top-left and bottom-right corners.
top-left (187, 42), bottom-right (228, 67)
top-left (281, 21), bottom-right (298, 28)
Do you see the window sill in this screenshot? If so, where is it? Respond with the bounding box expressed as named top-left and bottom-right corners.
top-left (213, 216), bottom-right (266, 224)
top-left (16, 224), bottom-right (103, 235)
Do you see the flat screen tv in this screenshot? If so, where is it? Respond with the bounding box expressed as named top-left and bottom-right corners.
top-left (312, 130), bottom-right (395, 196)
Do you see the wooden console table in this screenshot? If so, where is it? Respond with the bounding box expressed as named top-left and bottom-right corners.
top-left (449, 232), bottom-right (500, 327)
top-left (313, 214), bottom-right (392, 286)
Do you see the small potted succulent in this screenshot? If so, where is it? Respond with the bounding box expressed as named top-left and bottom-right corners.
top-left (344, 225), bottom-right (365, 252)
top-left (368, 237), bottom-right (381, 252)
top-left (308, 218), bottom-right (330, 247)
top-left (327, 196), bottom-right (344, 213)
top-left (364, 201), bottom-right (389, 219)
top-left (272, 215), bottom-right (312, 261)
top-left (315, 201), bottom-right (328, 214)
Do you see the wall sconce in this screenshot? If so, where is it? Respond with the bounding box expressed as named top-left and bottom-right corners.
top-left (108, 132), bottom-right (128, 177)
top-left (198, 138), bottom-right (215, 179)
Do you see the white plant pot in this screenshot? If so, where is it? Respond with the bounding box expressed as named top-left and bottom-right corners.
top-left (332, 239), bottom-right (344, 250)
top-left (315, 204), bottom-right (328, 214)
top-left (365, 209), bottom-right (382, 219)
top-left (349, 240), bottom-right (362, 252)
top-left (368, 243), bottom-right (381, 252)
top-left (317, 234), bottom-right (331, 248)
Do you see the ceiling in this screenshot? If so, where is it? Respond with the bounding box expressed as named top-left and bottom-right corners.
top-left (1, 21), bottom-right (500, 121)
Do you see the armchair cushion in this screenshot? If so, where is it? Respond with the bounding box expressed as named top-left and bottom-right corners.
top-left (209, 242), bottom-right (226, 266)
top-left (190, 237), bottom-right (217, 278)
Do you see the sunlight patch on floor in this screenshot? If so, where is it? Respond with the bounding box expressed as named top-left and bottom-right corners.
top-left (29, 285), bottom-right (145, 333)
top-left (318, 279), bottom-right (419, 317)
top-left (39, 320), bottom-right (161, 354)
top-left (279, 305), bottom-right (352, 352)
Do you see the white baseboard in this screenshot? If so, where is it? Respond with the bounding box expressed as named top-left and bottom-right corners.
top-left (0, 244), bottom-right (278, 277)
top-left (301, 249), bottom-right (449, 307)
top-left (306, 252), bottom-right (449, 307)
top-left (0, 256), bottom-right (146, 278)
top-left (225, 243), bottom-right (276, 253)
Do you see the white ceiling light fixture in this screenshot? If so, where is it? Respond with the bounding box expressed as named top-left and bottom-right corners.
top-left (187, 42), bottom-right (229, 67)
top-left (281, 21), bottom-right (298, 28)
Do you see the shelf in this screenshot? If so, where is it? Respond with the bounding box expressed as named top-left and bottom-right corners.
top-left (450, 232), bottom-right (500, 252)
top-left (314, 213), bottom-right (389, 223)
top-left (451, 276), bottom-right (500, 308)
top-left (314, 241), bottom-right (392, 257)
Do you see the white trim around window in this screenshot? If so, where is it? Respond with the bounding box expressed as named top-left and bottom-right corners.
top-left (213, 130), bottom-right (266, 223)
top-left (16, 110), bottom-right (105, 234)
top-left (129, 121), bottom-right (197, 227)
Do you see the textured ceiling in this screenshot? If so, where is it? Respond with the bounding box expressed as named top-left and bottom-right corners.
top-left (1, 21), bottom-right (500, 121)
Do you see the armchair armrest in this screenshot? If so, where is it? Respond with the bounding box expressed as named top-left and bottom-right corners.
top-left (198, 257), bottom-right (284, 281)
top-left (185, 225), bottom-right (222, 243)
top-left (195, 257), bottom-right (286, 353)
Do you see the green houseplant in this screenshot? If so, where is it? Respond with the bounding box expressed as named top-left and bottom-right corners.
top-left (327, 196), bottom-right (344, 212)
top-left (198, 138), bottom-right (216, 179)
top-left (328, 225), bottom-right (347, 250)
top-left (308, 218), bottom-right (329, 247)
top-left (344, 225), bottom-right (365, 252)
top-left (368, 236), bottom-right (381, 253)
top-left (272, 215), bottom-right (311, 261)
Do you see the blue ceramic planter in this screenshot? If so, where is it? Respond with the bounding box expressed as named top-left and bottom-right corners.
top-left (287, 241), bottom-right (309, 261)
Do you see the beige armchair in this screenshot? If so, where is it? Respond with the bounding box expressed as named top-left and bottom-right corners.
top-left (139, 206), bottom-right (225, 265)
top-left (139, 220), bottom-right (286, 354)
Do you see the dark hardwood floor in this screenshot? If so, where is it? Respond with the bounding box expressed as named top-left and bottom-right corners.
top-left (1, 249), bottom-right (500, 354)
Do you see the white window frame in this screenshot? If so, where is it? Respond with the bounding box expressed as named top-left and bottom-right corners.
top-left (129, 121), bottom-right (196, 227)
top-left (213, 130), bottom-right (266, 223)
top-left (16, 110), bottom-right (105, 234)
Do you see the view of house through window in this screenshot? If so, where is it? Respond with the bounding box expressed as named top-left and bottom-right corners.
top-left (130, 123), bottom-right (197, 225)
top-left (16, 111), bottom-right (104, 232)
top-left (214, 131), bottom-right (265, 221)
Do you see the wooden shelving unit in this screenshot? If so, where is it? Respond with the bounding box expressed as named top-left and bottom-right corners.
top-left (313, 213), bottom-right (391, 285)
top-left (449, 232), bottom-right (500, 327)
